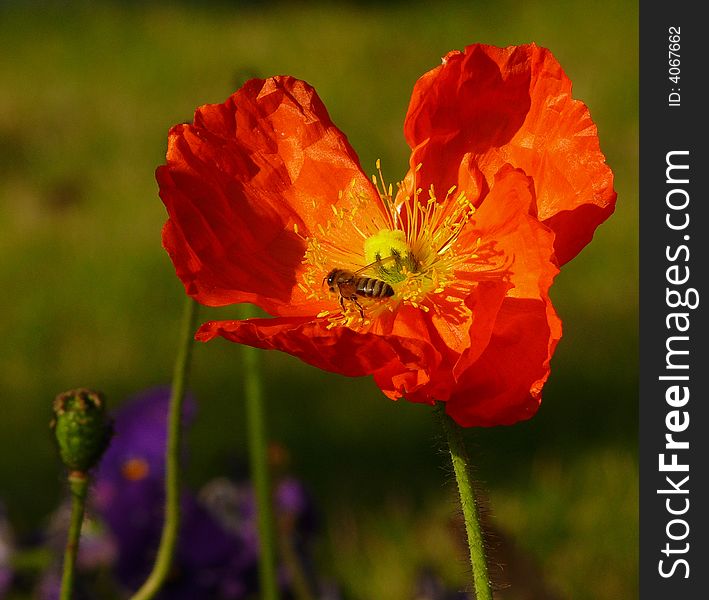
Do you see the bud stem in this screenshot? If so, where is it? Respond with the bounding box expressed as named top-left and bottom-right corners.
top-left (435, 402), bottom-right (492, 600)
top-left (130, 297), bottom-right (199, 600)
top-left (59, 471), bottom-right (89, 600)
top-left (239, 304), bottom-right (280, 600)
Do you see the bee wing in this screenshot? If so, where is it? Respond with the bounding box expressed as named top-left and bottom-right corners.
top-left (353, 255), bottom-right (397, 276)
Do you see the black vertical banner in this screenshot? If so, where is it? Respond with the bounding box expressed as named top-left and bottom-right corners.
top-left (640, 2), bottom-right (707, 598)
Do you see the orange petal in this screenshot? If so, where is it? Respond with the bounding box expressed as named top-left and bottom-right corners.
top-left (404, 43), bottom-right (616, 265)
top-left (158, 76), bottom-right (375, 315)
top-left (459, 165), bottom-right (559, 301)
top-left (445, 297), bottom-right (562, 427)
top-left (196, 315), bottom-right (442, 382)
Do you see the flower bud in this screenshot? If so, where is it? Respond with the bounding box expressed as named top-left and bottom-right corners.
top-left (51, 388), bottom-right (113, 473)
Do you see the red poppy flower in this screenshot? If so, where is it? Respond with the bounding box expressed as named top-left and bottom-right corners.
top-left (157, 43), bottom-right (616, 427)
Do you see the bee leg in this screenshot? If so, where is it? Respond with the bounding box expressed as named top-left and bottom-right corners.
top-left (352, 296), bottom-right (365, 318)
top-left (339, 296), bottom-right (346, 312)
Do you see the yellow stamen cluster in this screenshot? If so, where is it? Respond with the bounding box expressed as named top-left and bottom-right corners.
top-left (297, 161), bottom-right (508, 327)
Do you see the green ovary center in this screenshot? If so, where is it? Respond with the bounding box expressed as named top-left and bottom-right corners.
top-left (297, 162), bottom-right (492, 323)
top-left (362, 228), bottom-right (446, 306)
top-left (363, 229), bottom-right (419, 284)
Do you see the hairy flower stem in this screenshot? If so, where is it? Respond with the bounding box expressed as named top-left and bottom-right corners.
top-left (59, 471), bottom-right (89, 600)
top-left (130, 297), bottom-right (199, 600)
top-left (239, 304), bottom-right (280, 600)
top-left (436, 403), bottom-right (492, 600)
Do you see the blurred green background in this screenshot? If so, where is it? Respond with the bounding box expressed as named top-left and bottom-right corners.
top-left (0, 1), bottom-right (637, 598)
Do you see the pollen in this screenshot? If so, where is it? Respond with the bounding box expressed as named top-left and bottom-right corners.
top-left (300, 161), bottom-right (509, 325)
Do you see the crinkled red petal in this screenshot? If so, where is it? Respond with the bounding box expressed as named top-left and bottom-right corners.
top-left (404, 43), bottom-right (616, 265)
top-left (196, 314), bottom-right (442, 384)
top-left (158, 76), bottom-right (375, 315)
top-left (444, 296), bottom-right (562, 427)
top-left (458, 164), bottom-right (558, 299)
top-left (386, 166), bottom-right (559, 406)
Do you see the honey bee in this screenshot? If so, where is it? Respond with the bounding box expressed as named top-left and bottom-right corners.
top-left (326, 261), bottom-right (395, 317)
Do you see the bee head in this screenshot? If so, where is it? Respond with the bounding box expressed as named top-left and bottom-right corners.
top-left (325, 269), bottom-right (338, 291)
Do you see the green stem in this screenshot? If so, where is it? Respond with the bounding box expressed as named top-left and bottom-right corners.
top-left (59, 471), bottom-right (90, 600)
top-left (436, 403), bottom-right (492, 600)
top-left (130, 297), bottom-right (199, 600)
top-left (239, 304), bottom-right (280, 600)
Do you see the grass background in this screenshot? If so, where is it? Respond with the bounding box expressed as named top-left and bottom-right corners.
top-left (0, 1), bottom-right (638, 598)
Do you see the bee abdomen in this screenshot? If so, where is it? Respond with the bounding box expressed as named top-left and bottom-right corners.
top-left (356, 277), bottom-right (394, 298)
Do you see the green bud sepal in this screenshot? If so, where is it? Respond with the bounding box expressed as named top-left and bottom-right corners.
top-left (50, 388), bottom-right (113, 474)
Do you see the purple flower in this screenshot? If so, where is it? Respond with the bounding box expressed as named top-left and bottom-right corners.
top-left (96, 386), bottom-right (195, 483)
top-left (92, 387), bottom-right (192, 587)
top-left (92, 387), bottom-right (262, 598)
top-left (44, 386), bottom-right (325, 599)
top-left (167, 494), bottom-right (259, 600)
top-left (10, 387), bottom-right (328, 600)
